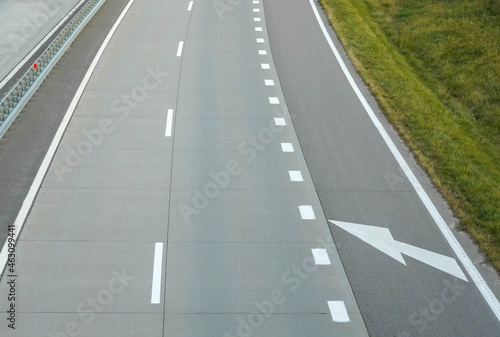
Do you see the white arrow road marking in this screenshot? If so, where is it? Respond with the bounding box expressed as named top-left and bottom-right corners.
top-left (329, 220), bottom-right (468, 281)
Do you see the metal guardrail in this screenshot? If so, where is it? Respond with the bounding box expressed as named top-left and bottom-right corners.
top-left (0, 0), bottom-right (105, 139)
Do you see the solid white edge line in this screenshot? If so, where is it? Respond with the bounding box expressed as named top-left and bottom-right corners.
top-left (151, 242), bottom-right (163, 304)
top-left (165, 109), bottom-right (174, 137)
top-left (0, 0), bottom-right (138, 276)
top-left (0, 0), bottom-right (88, 89)
top-left (177, 41), bottom-right (184, 57)
top-left (328, 301), bottom-right (350, 322)
top-left (187, 0), bottom-right (193, 11)
top-left (307, 0), bottom-right (500, 320)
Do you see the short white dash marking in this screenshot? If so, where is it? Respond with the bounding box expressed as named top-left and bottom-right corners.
top-left (187, 0), bottom-right (193, 10)
top-left (259, 50), bottom-right (267, 55)
top-left (261, 63), bottom-right (270, 69)
top-left (254, 17), bottom-right (261, 22)
top-left (299, 205), bottom-right (315, 220)
top-left (165, 109), bottom-right (174, 137)
top-left (274, 118), bottom-right (286, 126)
top-left (253, 8), bottom-right (260, 12)
top-left (265, 79), bottom-right (274, 86)
top-left (269, 97), bottom-right (279, 104)
top-left (256, 38), bottom-right (265, 43)
top-left (281, 143), bottom-right (294, 152)
top-left (328, 301), bottom-right (350, 322)
top-left (312, 248), bottom-right (331, 265)
top-left (176, 41), bottom-right (184, 57)
top-left (151, 242), bottom-right (163, 304)
top-left (253, 0), bottom-right (259, 3)
top-left (255, 27), bottom-right (263, 31)
top-left (289, 170), bottom-right (303, 182)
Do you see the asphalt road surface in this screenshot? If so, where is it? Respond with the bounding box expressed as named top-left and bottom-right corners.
top-left (0, 0), bottom-right (499, 336)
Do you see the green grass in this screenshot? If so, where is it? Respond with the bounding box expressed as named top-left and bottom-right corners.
top-left (319, 0), bottom-right (500, 268)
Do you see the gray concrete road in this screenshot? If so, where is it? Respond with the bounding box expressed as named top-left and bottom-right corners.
top-left (0, 0), bottom-right (129, 275)
top-left (0, 0), bottom-right (499, 335)
top-left (0, 0), bottom-right (370, 335)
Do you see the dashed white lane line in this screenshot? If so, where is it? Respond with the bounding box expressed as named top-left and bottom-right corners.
top-left (151, 242), bottom-right (164, 304)
top-left (299, 205), bottom-right (316, 220)
top-left (312, 248), bottom-right (331, 265)
top-left (269, 97), bottom-right (280, 104)
top-left (165, 109), bottom-right (174, 137)
top-left (274, 118), bottom-right (286, 126)
top-left (176, 41), bottom-right (184, 57)
top-left (187, 0), bottom-right (193, 10)
top-left (328, 301), bottom-right (350, 322)
top-left (253, 0), bottom-right (259, 3)
top-left (248, 8), bottom-right (350, 327)
top-left (289, 170), bottom-right (303, 182)
top-left (281, 143), bottom-right (294, 152)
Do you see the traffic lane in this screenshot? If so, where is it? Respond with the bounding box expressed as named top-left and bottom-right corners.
top-left (22, 188), bottom-right (170, 241)
top-left (282, 93), bottom-right (414, 192)
top-left (163, 242), bottom-right (368, 337)
top-left (0, 0), bottom-right (186, 335)
top-left (0, 313), bottom-right (162, 337)
top-left (0, 0), bottom-right (130, 260)
top-left (169, 189), bottom-right (333, 243)
top-left (163, 313), bottom-right (368, 337)
top-left (165, 0), bottom-right (368, 335)
top-left (0, 240), bottom-right (165, 336)
top-left (263, 5), bottom-right (413, 192)
top-left (264, 0), bottom-right (500, 335)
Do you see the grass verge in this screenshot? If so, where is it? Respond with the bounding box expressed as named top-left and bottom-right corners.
top-left (318, 0), bottom-right (500, 269)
